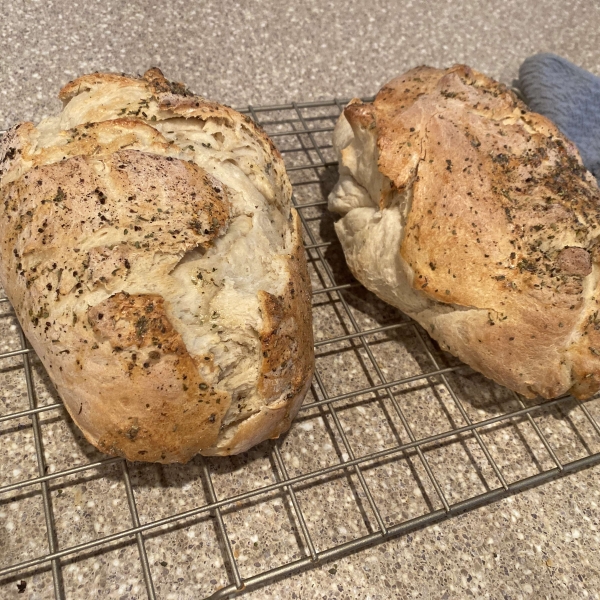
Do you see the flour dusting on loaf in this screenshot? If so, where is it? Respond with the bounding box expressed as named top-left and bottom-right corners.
top-left (329, 64), bottom-right (600, 399)
top-left (0, 68), bottom-right (314, 461)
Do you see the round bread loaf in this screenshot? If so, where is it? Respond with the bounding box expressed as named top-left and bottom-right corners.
top-left (329, 64), bottom-right (600, 400)
top-left (0, 68), bottom-right (314, 462)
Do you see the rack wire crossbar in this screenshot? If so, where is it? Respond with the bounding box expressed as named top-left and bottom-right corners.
top-left (1, 98), bottom-right (600, 599)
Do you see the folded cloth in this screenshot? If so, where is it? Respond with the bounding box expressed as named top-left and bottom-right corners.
top-left (519, 53), bottom-right (600, 183)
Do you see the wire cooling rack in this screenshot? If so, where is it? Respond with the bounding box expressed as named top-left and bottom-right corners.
top-left (2, 100), bottom-right (600, 599)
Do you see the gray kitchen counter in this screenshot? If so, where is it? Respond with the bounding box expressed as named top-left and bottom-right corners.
top-left (1, 1), bottom-right (600, 599)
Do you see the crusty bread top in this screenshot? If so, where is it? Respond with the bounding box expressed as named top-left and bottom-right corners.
top-left (333, 65), bottom-right (600, 399)
top-left (1, 68), bottom-right (290, 215)
top-left (0, 69), bottom-right (313, 461)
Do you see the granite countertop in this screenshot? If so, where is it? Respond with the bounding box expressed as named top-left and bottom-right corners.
top-left (2, 1), bottom-right (600, 599)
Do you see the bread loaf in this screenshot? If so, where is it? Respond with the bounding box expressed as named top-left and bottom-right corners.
top-left (0, 68), bottom-right (314, 462)
top-left (329, 64), bottom-right (600, 400)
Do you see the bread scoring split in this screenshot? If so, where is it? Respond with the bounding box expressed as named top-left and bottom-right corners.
top-left (0, 68), bottom-right (314, 462)
top-left (329, 64), bottom-right (600, 400)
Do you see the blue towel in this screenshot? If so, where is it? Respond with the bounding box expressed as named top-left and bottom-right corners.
top-left (518, 53), bottom-right (600, 184)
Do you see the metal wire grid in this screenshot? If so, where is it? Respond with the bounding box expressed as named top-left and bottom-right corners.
top-left (0, 100), bottom-right (600, 599)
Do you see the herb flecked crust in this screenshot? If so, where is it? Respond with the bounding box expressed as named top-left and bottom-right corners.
top-left (330, 64), bottom-right (600, 400)
top-left (0, 68), bottom-right (314, 462)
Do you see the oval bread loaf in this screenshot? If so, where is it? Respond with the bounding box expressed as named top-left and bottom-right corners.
top-left (0, 68), bottom-right (314, 462)
top-left (329, 64), bottom-right (600, 400)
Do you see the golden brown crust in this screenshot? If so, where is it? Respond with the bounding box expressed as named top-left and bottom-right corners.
top-left (34, 119), bottom-right (176, 166)
top-left (2, 149), bottom-right (228, 272)
top-left (58, 73), bottom-right (146, 101)
top-left (81, 293), bottom-right (229, 462)
top-left (333, 64), bottom-right (600, 399)
top-left (56, 68), bottom-right (291, 214)
top-left (344, 101), bottom-right (376, 130)
top-left (0, 122), bottom-right (37, 187)
top-left (0, 149), bottom-right (232, 462)
top-left (0, 68), bottom-right (314, 460)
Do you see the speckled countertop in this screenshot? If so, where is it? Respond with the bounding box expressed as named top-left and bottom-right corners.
top-left (2, 1), bottom-right (600, 599)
